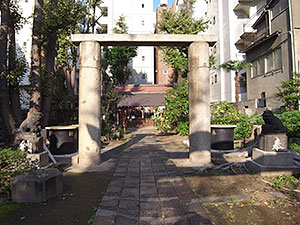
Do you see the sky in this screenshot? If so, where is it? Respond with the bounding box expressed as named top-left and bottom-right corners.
top-left (153, 0), bottom-right (175, 11)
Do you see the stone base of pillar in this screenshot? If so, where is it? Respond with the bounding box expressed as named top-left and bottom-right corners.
top-left (189, 148), bottom-right (211, 165)
top-left (79, 152), bottom-right (101, 167)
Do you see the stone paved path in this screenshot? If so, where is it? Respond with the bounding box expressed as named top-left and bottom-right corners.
top-left (93, 128), bottom-right (213, 225)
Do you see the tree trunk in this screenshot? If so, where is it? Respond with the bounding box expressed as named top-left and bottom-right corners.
top-left (235, 71), bottom-right (240, 110)
top-left (0, 0), bottom-right (16, 144)
top-left (8, 19), bottom-right (22, 127)
top-left (185, 0), bottom-right (190, 13)
top-left (15, 0), bottom-right (44, 148)
top-left (42, 35), bottom-right (57, 127)
top-left (71, 63), bottom-right (76, 92)
top-left (177, 70), bottom-right (183, 83)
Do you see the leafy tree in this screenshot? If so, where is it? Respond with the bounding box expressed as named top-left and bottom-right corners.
top-left (101, 16), bottom-right (137, 138)
top-left (153, 79), bottom-right (189, 135)
top-left (15, 0), bottom-right (86, 146)
top-left (103, 16), bottom-right (137, 85)
top-left (0, 0), bottom-right (16, 143)
top-left (84, 0), bottom-right (104, 33)
top-left (14, 0), bottom-right (44, 148)
top-left (7, 0), bottom-right (27, 127)
top-left (0, 0), bottom-right (28, 144)
top-left (40, 0), bottom-right (85, 126)
top-left (219, 60), bottom-right (252, 109)
top-left (156, 7), bottom-right (207, 82)
top-left (275, 73), bottom-right (300, 111)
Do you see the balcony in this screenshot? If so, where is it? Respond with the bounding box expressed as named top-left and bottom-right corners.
top-left (233, 0), bottom-right (255, 18)
top-left (235, 6), bottom-right (269, 52)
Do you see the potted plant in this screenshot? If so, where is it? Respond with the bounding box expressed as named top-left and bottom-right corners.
top-left (210, 102), bottom-right (239, 150)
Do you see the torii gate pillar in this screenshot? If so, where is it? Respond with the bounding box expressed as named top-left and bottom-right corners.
top-left (188, 41), bottom-right (211, 164)
top-left (78, 41), bottom-right (101, 166)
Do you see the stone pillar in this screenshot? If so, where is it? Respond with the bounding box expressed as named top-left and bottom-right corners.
top-left (78, 41), bottom-right (101, 166)
top-left (188, 41), bottom-right (211, 164)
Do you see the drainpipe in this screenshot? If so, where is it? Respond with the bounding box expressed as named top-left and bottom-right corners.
top-left (287, 0), bottom-right (295, 78)
top-left (267, 9), bottom-right (272, 35)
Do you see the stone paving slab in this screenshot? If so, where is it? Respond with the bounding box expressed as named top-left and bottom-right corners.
top-left (93, 129), bottom-right (214, 225)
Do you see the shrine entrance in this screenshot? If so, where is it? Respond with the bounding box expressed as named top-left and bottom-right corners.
top-left (71, 34), bottom-right (216, 167)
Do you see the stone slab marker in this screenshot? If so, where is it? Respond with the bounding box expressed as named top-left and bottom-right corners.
top-left (188, 41), bottom-right (211, 164)
top-left (79, 41), bottom-right (101, 166)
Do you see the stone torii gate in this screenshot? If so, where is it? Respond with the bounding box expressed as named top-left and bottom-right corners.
top-left (71, 34), bottom-right (216, 167)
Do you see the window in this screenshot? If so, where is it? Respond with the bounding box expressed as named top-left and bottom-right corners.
top-left (212, 16), bottom-right (216, 25)
top-left (23, 42), bottom-right (27, 46)
top-left (257, 92), bottom-right (266, 108)
top-left (163, 70), bottom-right (168, 75)
top-left (142, 20), bottom-right (145, 26)
top-left (142, 73), bottom-right (146, 79)
top-left (252, 57), bottom-right (265, 77)
top-left (100, 7), bottom-right (108, 17)
top-left (142, 56), bottom-right (145, 61)
top-left (142, 3), bottom-right (144, 8)
top-left (266, 48), bottom-right (282, 72)
top-left (257, 57), bottom-right (265, 75)
top-left (252, 48), bottom-right (282, 77)
top-left (271, 0), bottom-right (288, 18)
top-left (274, 48), bottom-right (282, 70)
top-left (252, 61), bottom-right (258, 77)
top-left (266, 52), bottom-right (273, 73)
top-left (214, 74), bottom-right (217, 83)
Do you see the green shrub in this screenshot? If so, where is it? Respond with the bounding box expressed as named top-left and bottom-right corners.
top-left (271, 175), bottom-right (300, 190)
top-left (211, 102), bottom-right (264, 140)
top-left (276, 110), bottom-right (300, 137)
top-left (289, 143), bottom-right (300, 154)
top-left (153, 93), bottom-right (266, 140)
top-left (0, 147), bottom-right (36, 197)
top-left (175, 120), bottom-right (189, 136)
top-left (211, 101), bottom-right (242, 125)
top-left (275, 73), bottom-right (300, 111)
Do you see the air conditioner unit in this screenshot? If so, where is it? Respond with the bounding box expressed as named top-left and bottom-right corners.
top-left (256, 98), bottom-right (266, 108)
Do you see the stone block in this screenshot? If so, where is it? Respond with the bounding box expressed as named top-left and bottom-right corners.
top-left (246, 160), bottom-right (299, 177)
top-left (259, 134), bottom-right (288, 152)
top-left (26, 151), bottom-right (49, 168)
top-left (12, 168), bottom-right (63, 202)
top-left (53, 153), bottom-right (79, 165)
top-left (252, 148), bottom-right (294, 166)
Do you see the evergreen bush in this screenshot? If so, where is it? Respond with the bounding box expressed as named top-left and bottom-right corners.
top-left (276, 110), bottom-right (300, 137)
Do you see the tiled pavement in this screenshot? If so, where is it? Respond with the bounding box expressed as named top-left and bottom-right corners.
top-left (93, 129), bottom-right (214, 225)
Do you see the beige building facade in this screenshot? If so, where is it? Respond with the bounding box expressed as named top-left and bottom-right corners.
top-left (238, 0), bottom-right (300, 113)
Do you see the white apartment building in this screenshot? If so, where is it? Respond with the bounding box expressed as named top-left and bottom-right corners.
top-left (14, 0), bottom-right (156, 87)
top-left (205, 0), bottom-right (246, 103)
top-left (179, 0), bottom-right (265, 104)
top-left (15, 0), bottom-right (35, 86)
top-left (98, 0), bottom-right (156, 85)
